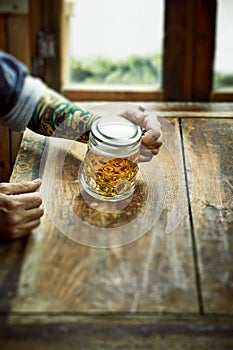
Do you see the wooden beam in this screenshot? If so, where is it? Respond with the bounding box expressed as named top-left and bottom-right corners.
top-left (29, 0), bottom-right (42, 58)
top-left (40, 0), bottom-right (63, 91)
top-left (192, 0), bottom-right (216, 101)
top-left (163, 0), bottom-right (194, 101)
top-left (63, 87), bottom-right (163, 102)
top-left (163, 0), bottom-right (216, 101)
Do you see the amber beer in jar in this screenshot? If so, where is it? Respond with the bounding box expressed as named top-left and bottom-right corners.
top-left (80, 116), bottom-right (142, 201)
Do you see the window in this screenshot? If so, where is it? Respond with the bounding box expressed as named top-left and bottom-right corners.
top-left (63, 0), bottom-right (164, 101)
top-left (213, 0), bottom-right (233, 90)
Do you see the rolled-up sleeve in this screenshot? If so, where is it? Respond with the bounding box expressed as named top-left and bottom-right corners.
top-left (0, 50), bottom-right (46, 132)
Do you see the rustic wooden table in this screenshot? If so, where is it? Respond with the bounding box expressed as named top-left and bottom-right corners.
top-left (0, 103), bottom-right (233, 349)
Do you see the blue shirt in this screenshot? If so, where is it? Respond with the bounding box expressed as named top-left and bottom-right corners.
top-left (0, 51), bottom-right (45, 132)
top-left (0, 50), bottom-right (28, 117)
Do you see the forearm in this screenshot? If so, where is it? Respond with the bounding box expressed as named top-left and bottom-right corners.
top-left (27, 88), bottom-right (100, 143)
top-left (0, 50), bottom-right (99, 141)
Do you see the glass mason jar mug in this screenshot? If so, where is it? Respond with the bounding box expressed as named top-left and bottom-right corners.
top-left (79, 116), bottom-right (142, 201)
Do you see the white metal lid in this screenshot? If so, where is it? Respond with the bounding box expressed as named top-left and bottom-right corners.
top-left (91, 116), bottom-right (142, 146)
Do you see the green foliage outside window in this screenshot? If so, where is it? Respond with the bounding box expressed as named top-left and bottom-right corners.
top-left (70, 53), bottom-right (233, 89)
top-left (70, 53), bottom-right (162, 85)
top-left (214, 72), bottom-right (233, 89)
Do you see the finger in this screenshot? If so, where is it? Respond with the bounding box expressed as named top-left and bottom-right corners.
top-left (140, 141), bottom-right (162, 154)
top-left (13, 192), bottom-right (42, 210)
top-left (139, 144), bottom-right (161, 163)
top-left (142, 113), bottom-right (162, 131)
top-left (142, 138), bottom-right (163, 149)
top-left (20, 219), bottom-right (41, 231)
top-left (0, 179), bottom-right (42, 195)
top-left (141, 147), bottom-right (161, 156)
top-left (24, 206), bottom-right (44, 222)
top-left (126, 110), bottom-right (146, 124)
top-left (139, 146), bottom-right (154, 161)
top-left (140, 148), bottom-right (154, 158)
top-left (139, 153), bottom-right (154, 162)
top-left (6, 219), bottom-right (41, 240)
top-left (0, 229), bottom-right (31, 241)
top-left (142, 130), bottom-right (162, 147)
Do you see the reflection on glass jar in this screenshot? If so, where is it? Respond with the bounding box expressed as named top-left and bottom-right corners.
top-left (80, 116), bottom-right (142, 201)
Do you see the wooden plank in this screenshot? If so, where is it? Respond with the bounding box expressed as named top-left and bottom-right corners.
top-left (182, 118), bottom-right (233, 313)
top-left (10, 131), bottom-right (46, 183)
top-left (2, 119), bottom-right (198, 314)
top-left (72, 102), bottom-right (233, 118)
top-left (146, 102), bottom-right (233, 118)
top-left (63, 87), bottom-right (163, 102)
top-left (10, 132), bottom-right (23, 169)
top-left (0, 315), bottom-right (233, 350)
top-left (0, 132), bottom-right (46, 312)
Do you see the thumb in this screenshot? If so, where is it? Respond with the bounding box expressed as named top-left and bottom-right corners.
top-left (0, 179), bottom-right (42, 195)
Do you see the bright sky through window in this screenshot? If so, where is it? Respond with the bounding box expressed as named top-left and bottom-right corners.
top-left (69, 0), bottom-right (164, 86)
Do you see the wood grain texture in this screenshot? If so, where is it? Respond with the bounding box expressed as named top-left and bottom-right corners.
top-left (10, 131), bottom-right (46, 183)
top-left (4, 119), bottom-right (198, 314)
top-left (2, 105), bottom-right (233, 349)
top-left (10, 131), bottom-right (23, 169)
top-left (182, 118), bottom-right (233, 313)
top-left (1, 316), bottom-right (233, 350)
